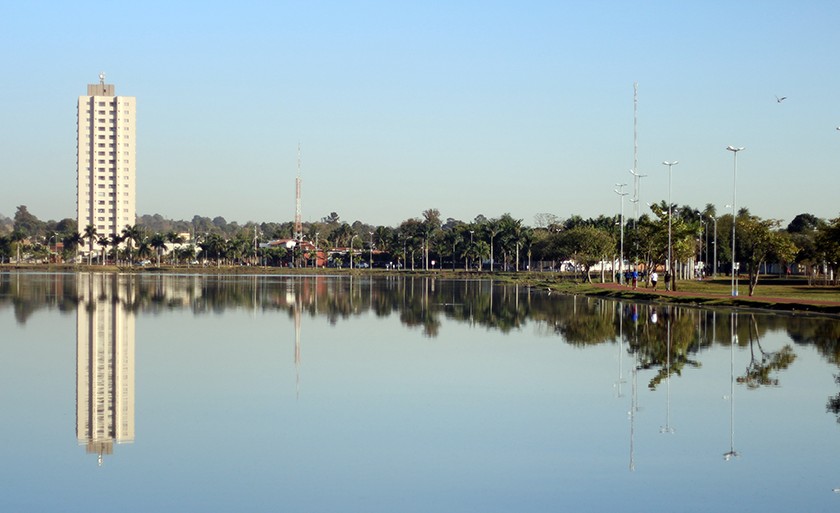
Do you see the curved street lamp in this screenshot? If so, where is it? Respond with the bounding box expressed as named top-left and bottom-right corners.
top-left (350, 234), bottom-right (358, 269)
top-left (629, 168), bottom-right (647, 225)
top-left (369, 231), bottom-right (374, 269)
top-left (48, 234), bottom-right (57, 262)
top-left (726, 146), bottom-right (744, 296)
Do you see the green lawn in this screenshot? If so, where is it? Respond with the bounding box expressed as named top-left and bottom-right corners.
top-left (667, 277), bottom-right (840, 302)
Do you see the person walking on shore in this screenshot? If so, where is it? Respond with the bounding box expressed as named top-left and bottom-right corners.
top-left (664, 270), bottom-right (671, 291)
top-left (651, 271), bottom-right (658, 291)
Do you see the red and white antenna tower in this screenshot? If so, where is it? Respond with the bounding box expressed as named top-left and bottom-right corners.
top-left (294, 143), bottom-right (303, 241)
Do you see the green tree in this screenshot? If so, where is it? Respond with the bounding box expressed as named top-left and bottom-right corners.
top-left (13, 205), bottom-right (43, 238)
top-left (63, 232), bottom-right (84, 264)
top-left (786, 213), bottom-right (824, 280)
top-left (331, 223), bottom-right (354, 248)
top-left (83, 225), bottom-right (98, 265)
top-left (815, 215), bottom-right (840, 285)
top-left (97, 235), bottom-right (110, 265)
top-left (398, 218), bottom-right (423, 270)
top-left (137, 240), bottom-right (152, 260)
top-left (109, 233), bottom-right (124, 264)
top-left (421, 209), bottom-right (441, 270)
top-left (0, 235), bottom-right (11, 262)
top-left (121, 224), bottom-right (143, 263)
top-left (737, 215), bottom-right (798, 295)
top-left (497, 213), bottom-right (524, 271)
top-left (166, 231), bottom-right (186, 263)
top-left (149, 233), bottom-right (167, 266)
top-left (483, 219), bottom-right (500, 272)
top-left (557, 225), bottom-right (615, 283)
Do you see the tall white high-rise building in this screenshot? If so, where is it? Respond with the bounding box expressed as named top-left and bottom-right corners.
top-left (76, 73), bottom-right (136, 252)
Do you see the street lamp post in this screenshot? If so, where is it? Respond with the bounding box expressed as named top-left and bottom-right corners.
top-left (662, 161), bottom-right (679, 289)
top-left (350, 234), bottom-right (358, 269)
top-left (369, 231), bottom-right (374, 269)
top-left (629, 169), bottom-right (648, 228)
top-left (315, 232), bottom-right (319, 268)
top-left (712, 216), bottom-right (718, 278)
top-left (699, 220), bottom-right (705, 277)
top-left (469, 230), bottom-right (474, 270)
top-left (706, 212), bottom-right (717, 278)
top-left (48, 234), bottom-right (57, 263)
top-left (726, 146), bottom-right (744, 296)
top-left (614, 183), bottom-right (628, 284)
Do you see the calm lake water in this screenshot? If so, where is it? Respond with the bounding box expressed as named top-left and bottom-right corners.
top-left (2, 271), bottom-right (840, 512)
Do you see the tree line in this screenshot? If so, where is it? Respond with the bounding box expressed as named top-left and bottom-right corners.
top-left (2, 204), bottom-right (840, 295)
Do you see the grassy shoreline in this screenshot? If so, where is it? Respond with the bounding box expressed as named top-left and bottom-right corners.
top-left (4, 263), bottom-right (840, 316)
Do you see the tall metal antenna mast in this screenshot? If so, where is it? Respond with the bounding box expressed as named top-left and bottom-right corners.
top-left (294, 143), bottom-right (302, 241)
top-left (632, 82), bottom-right (639, 220)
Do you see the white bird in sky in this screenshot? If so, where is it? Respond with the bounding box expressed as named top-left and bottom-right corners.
top-left (775, 95), bottom-right (787, 103)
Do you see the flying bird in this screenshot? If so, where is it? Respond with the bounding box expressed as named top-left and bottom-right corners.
top-left (775, 95), bottom-right (787, 103)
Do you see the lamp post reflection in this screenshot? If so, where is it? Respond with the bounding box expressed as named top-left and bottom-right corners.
top-left (614, 302), bottom-right (627, 398)
top-left (724, 312), bottom-right (739, 461)
top-left (628, 304), bottom-right (645, 472)
top-left (660, 308), bottom-right (675, 434)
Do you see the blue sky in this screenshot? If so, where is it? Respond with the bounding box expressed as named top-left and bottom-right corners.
top-left (2, 1), bottom-right (839, 228)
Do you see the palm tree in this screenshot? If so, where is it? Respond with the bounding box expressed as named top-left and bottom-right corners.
top-left (63, 232), bottom-right (84, 264)
top-left (97, 235), bottom-right (110, 265)
top-left (149, 233), bottom-right (167, 267)
top-left (473, 240), bottom-right (490, 270)
top-left (179, 244), bottom-right (196, 265)
top-left (521, 227), bottom-right (534, 271)
top-left (83, 225), bottom-right (98, 265)
top-left (137, 240), bottom-right (152, 261)
top-left (109, 233), bottom-right (124, 265)
top-left (331, 223), bottom-right (354, 248)
top-left (166, 231), bottom-right (185, 264)
top-left (442, 229), bottom-right (462, 270)
top-left (121, 224), bottom-right (143, 263)
top-left (498, 213), bottom-right (523, 271)
top-left (484, 220), bottom-right (500, 272)
top-left (374, 226), bottom-right (392, 262)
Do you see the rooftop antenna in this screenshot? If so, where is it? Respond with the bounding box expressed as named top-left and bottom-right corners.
top-left (294, 143), bottom-right (303, 241)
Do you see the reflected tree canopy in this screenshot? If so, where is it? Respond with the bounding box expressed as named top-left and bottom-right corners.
top-left (3, 271), bottom-right (840, 396)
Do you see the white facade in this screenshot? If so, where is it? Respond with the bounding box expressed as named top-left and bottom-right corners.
top-left (76, 74), bottom-right (136, 249)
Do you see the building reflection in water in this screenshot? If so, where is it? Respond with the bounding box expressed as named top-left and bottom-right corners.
top-left (75, 273), bottom-right (135, 465)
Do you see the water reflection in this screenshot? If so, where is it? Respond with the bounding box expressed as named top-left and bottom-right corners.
top-left (724, 315), bottom-right (739, 461)
top-left (2, 272), bottom-right (838, 363)
top-left (6, 271), bottom-right (840, 509)
top-left (3, 271), bottom-right (840, 430)
top-left (75, 273), bottom-right (135, 465)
